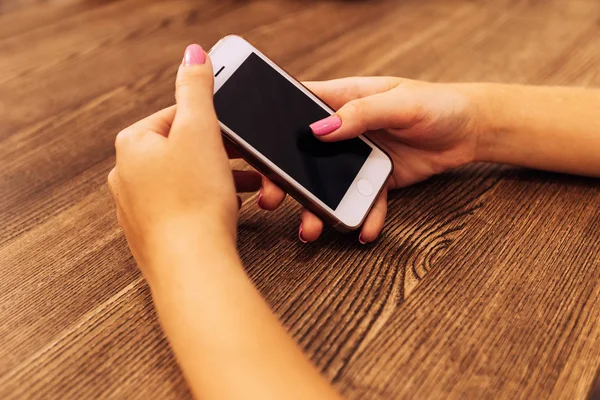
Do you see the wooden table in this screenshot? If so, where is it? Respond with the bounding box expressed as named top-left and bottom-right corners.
top-left (1, 0), bottom-right (600, 398)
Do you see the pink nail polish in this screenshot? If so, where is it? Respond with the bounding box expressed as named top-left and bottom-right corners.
top-left (183, 44), bottom-right (206, 66)
top-left (310, 115), bottom-right (342, 136)
top-left (359, 234), bottom-right (367, 245)
top-left (298, 224), bottom-right (308, 244)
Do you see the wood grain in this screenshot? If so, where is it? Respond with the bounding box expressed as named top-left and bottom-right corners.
top-left (1, 0), bottom-right (600, 399)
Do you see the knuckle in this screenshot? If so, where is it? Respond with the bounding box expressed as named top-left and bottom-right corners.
top-left (387, 76), bottom-right (406, 89)
top-left (175, 76), bottom-right (193, 91)
top-left (344, 100), bottom-right (365, 128)
top-left (408, 99), bottom-right (428, 125)
top-left (115, 128), bottom-right (145, 151)
top-left (114, 128), bottom-right (132, 150)
top-left (107, 168), bottom-right (117, 186)
top-left (114, 130), bottom-right (126, 149)
top-left (177, 68), bottom-right (212, 89)
top-left (107, 168), bottom-right (118, 198)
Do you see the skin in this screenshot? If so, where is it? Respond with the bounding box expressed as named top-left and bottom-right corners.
top-left (109, 45), bottom-right (600, 399)
top-left (109, 47), bottom-right (340, 400)
top-left (263, 78), bottom-right (600, 243)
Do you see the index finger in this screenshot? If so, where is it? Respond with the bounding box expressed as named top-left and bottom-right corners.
top-left (303, 77), bottom-right (404, 110)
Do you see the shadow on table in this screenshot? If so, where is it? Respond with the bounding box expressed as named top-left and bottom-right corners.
top-left (237, 163), bottom-right (599, 255)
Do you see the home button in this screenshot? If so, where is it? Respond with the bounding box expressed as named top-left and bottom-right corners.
top-left (357, 179), bottom-right (373, 196)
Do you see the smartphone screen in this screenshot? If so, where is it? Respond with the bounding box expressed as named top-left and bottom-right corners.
top-left (214, 52), bottom-right (372, 209)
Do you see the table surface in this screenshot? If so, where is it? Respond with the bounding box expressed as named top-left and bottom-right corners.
top-left (1, 0), bottom-right (600, 398)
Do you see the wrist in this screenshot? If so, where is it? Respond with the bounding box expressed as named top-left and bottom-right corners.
top-left (470, 83), bottom-right (510, 164)
top-left (457, 83), bottom-right (494, 163)
top-left (143, 215), bottom-right (239, 291)
top-left (441, 82), bottom-right (497, 166)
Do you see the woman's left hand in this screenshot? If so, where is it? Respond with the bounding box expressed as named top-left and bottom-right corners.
top-left (108, 44), bottom-right (261, 286)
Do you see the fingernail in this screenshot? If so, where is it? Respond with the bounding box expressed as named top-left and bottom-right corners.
top-left (359, 234), bottom-right (367, 245)
top-left (310, 115), bottom-right (342, 136)
top-left (257, 190), bottom-right (264, 209)
top-left (183, 44), bottom-right (206, 66)
top-left (298, 224), bottom-right (308, 244)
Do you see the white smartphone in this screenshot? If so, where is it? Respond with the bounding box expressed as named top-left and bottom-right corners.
top-left (209, 35), bottom-right (393, 231)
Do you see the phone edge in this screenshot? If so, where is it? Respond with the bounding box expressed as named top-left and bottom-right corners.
top-left (209, 34), bottom-right (395, 232)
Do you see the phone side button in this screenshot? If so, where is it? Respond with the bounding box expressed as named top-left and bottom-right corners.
top-left (357, 179), bottom-right (374, 196)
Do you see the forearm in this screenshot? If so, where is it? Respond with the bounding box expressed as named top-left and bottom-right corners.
top-left (146, 228), bottom-right (340, 400)
top-left (474, 83), bottom-right (600, 177)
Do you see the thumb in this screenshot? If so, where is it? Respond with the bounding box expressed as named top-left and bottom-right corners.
top-left (171, 44), bottom-right (217, 141)
top-left (309, 88), bottom-right (418, 142)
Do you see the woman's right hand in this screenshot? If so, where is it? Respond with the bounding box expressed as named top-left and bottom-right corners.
top-left (259, 77), bottom-right (487, 243)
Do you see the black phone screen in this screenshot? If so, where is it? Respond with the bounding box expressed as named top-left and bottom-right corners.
top-left (214, 52), bottom-right (372, 209)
